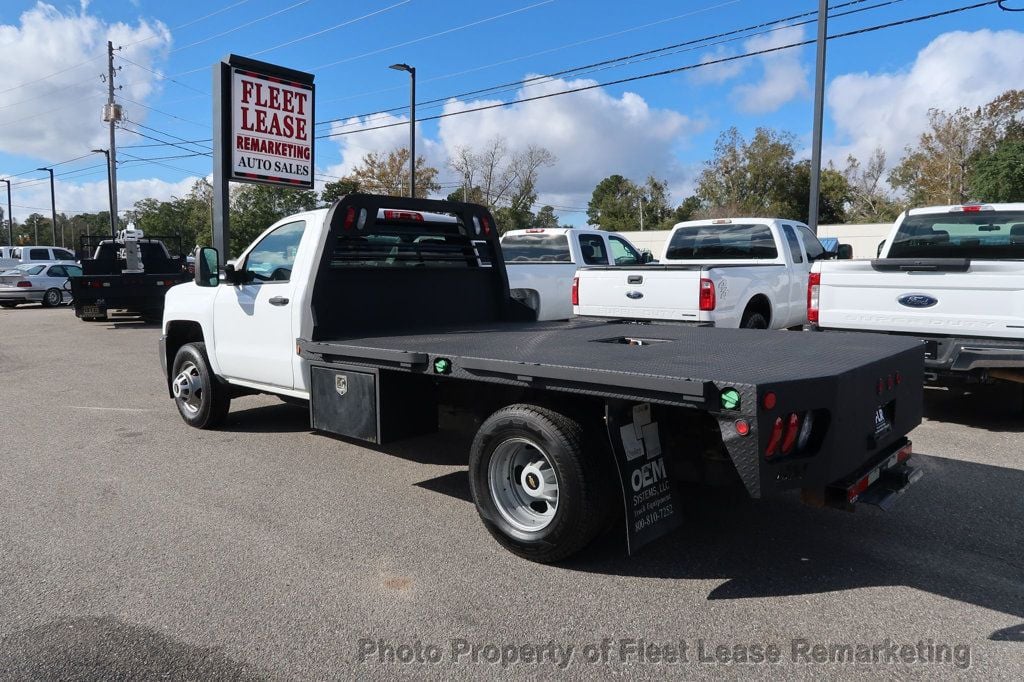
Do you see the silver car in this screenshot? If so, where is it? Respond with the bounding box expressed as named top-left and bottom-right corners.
top-left (0, 263), bottom-right (82, 308)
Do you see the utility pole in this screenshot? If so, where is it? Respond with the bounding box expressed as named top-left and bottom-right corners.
top-left (2, 179), bottom-right (11, 247)
top-left (91, 149), bottom-right (116, 237)
top-left (102, 40), bottom-right (122, 236)
top-left (639, 196), bottom-right (645, 231)
top-left (37, 167), bottom-right (57, 246)
top-left (808, 0), bottom-right (829, 235)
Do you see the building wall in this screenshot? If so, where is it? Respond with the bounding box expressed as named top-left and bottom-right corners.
top-left (618, 223), bottom-right (895, 260)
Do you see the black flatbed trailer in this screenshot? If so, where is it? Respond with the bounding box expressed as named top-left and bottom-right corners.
top-left (283, 195), bottom-right (925, 562)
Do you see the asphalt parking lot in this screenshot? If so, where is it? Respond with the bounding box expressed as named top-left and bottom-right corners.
top-left (1, 305), bottom-right (1022, 679)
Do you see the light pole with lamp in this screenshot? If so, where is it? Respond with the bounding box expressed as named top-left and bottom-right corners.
top-left (1, 178), bottom-right (11, 247)
top-left (91, 148), bottom-right (116, 238)
top-left (389, 63), bottom-right (416, 198)
top-left (36, 167), bottom-right (57, 246)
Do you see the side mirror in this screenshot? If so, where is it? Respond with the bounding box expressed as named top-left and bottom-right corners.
top-left (195, 247), bottom-right (219, 287)
top-left (876, 240), bottom-right (886, 257)
top-left (837, 243), bottom-right (853, 260)
top-left (641, 250), bottom-right (654, 264)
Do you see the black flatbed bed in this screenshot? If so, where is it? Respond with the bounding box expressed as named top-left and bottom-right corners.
top-left (300, 318), bottom-right (922, 409)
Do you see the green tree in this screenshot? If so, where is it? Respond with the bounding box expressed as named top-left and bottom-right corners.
top-left (696, 127), bottom-right (800, 218)
top-left (671, 196), bottom-right (703, 224)
top-left (320, 178), bottom-right (360, 205)
top-left (788, 160), bottom-right (849, 225)
top-left (228, 184), bottom-right (319, 257)
top-left (587, 174), bottom-right (641, 231)
top-left (969, 139), bottom-right (1024, 202)
top-left (346, 147), bottom-right (440, 198)
top-left (842, 149), bottom-right (901, 223)
top-left (533, 205), bottom-right (560, 229)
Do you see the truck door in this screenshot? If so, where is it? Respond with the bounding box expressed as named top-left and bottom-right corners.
top-left (781, 224), bottom-right (810, 326)
top-left (213, 220), bottom-right (306, 389)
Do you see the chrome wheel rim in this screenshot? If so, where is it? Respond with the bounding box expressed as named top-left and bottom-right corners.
top-left (171, 361), bottom-right (204, 415)
top-left (46, 290), bottom-right (60, 306)
top-left (488, 437), bottom-right (559, 532)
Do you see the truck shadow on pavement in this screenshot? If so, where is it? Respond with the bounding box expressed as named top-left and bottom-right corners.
top-left (0, 615), bottom-right (267, 680)
top-left (922, 385), bottom-right (1024, 432)
top-left (565, 452), bottom-right (1024, 642)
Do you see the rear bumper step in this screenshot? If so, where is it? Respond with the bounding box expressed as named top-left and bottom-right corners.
top-left (802, 439), bottom-right (921, 512)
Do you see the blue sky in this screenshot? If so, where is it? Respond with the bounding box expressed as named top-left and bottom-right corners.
top-left (0, 0), bottom-right (1021, 224)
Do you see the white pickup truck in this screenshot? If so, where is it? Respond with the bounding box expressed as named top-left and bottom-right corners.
top-left (501, 227), bottom-right (649, 320)
top-left (575, 218), bottom-right (847, 329)
top-left (808, 203), bottom-right (1024, 388)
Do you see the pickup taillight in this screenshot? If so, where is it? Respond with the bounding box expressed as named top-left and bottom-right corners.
top-left (807, 272), bottom-right (820, 324)
top-left (571, 275), bottom-right (579, 306)
top-left (699, 278), bottom-right (715, 311)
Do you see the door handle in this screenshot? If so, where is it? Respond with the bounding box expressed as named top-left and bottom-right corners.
top-left (269, 296), bottom-right (289, 306)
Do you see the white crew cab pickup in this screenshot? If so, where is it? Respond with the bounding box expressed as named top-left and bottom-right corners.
top-left (501, 227), bottom-right (649, 320)
top-left (574, 218), bottom-right (846, 329)
top-left (808, 203), bottom-right (1024, 387)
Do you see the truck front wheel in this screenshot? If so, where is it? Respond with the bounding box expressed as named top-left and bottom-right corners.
top-left (469, 404), bottom-right (608, 563)
top-left (171, 342), bottom-right (230, 429)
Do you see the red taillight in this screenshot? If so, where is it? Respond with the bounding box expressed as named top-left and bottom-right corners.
top-left (699, 278), bottom-right (716, 311)
top-left (897, 442), bottom-right (912, 462)
top-left (765, 417), bottom-right (784, 458)
top-left (735, 419), bottom-right (750, 437)
top-left (807, 272), bottom-right (820, 324)
top-left (383, 210), bottom-right (423, 221)
top-left (895, 371), bottom-right (902, 385)
top-left (960, 205), bottom-right (982, 212)
top-left (16, 281), bottom-right (31, 288)
top-left (343, 206), bottom-right (356, 230)
top-left (571, 275), bottom-right (579, 306)
top-left (482, 216), bottom-right (492, 235)
top-left (762, 391), bottom-right (777, 410)
top-left (781, 412), bottom-right (800, 454)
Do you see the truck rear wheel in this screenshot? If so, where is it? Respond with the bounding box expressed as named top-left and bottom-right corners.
top-left (171, 342), bottom-right (231, 429)
top-left (469, 404), bottom-right (608, 563)
top-left (741, 311), bottom-right (768, 329)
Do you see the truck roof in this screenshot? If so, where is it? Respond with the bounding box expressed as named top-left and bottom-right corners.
top-left (670, 217), bottom-right (808, 230)
top-left (502, 227), bottom-right (606, 237)
top-left (906, 203), bottom-right (1024, 216)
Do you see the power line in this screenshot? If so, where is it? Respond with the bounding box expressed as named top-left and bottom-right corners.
top-left (317, 0), bottom-right (907, 129)
top-left (319, 0), bottom-right (1002, 141)
top-left (250, 0), bottom-right (413, 57)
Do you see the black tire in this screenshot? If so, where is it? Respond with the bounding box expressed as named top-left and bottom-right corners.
top-left (170, 342), bottom-right (231, 429)
top-left (469, 404), bottom-right (610, 563)
top-left (42, 288), bottom-right (62, 308)
top-left (741, 311), bottom-right (768, 329)
top-left (0, 302), bottom-right (17, 309)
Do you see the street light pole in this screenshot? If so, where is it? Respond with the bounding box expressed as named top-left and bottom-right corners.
top-left (389, 63), bottom-right (416, 198)
top-left (91, 149), bottom-right (116, 237)
top-left (37, 167), bottom-right (57, 246)
top-left (808, 0), bottom-right (829, 235)
top-left (1, 179), bottom-right (11, 247)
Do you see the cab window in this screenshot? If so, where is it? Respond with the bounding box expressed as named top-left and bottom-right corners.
top-left (577, 234), bottom-right (607, 265)
top-left (782, 225), bottom-right (804, 264)
top-left (243, 221), bottom-right (306, 283)
top-left (608, 236), bottom-right (641, 265)
top-left (797, 225), bottom-right (827, 261)
top-left (29, 248), bottom-right (49, 260)
top-left (54, 249), bottom-right (76, 260)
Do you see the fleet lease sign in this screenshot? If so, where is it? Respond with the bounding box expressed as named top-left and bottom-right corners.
top-left (231, 68), bottom-right (313, 187)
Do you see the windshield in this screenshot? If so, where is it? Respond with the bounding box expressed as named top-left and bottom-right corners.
top-left (502, 233), bottom-right (571, 263)
top-left (665, 224), bottom-right (778, 260)
top-left (888, 210), bottom-right (1024, 259)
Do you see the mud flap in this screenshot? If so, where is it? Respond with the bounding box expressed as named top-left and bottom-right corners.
top-left (605, 401), bottom-right (685, 555)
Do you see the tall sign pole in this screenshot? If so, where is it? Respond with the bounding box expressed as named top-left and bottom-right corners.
top-left (103, 40), bottom-right (122, 236)
top-left (2, 179), bottom-right (11, 246)
top-left (808, 0), bottom-right (829, 235)
top-left (213, 55), bottom-right (315, 262)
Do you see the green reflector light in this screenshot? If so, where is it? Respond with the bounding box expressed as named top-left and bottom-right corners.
top-left (721, 388), bottom-right (740, 410)
top-left (433, 358), bottom-right (452, 374)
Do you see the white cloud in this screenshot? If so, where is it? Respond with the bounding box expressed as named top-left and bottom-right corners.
top-left (689, 46), bottom-right (746, 85)
top-left (436, 75), bottom-right (702, 215)
top-left (321, 112), bottom-right (444, 184)
top-left (826, 29), bottom-right (1024, 167)
top-left (11, 175), bottom-right (200, 222)
top-left (0, 2), bottom-right (171, 161)
top-left (731, 25), bottom-right (809, 114)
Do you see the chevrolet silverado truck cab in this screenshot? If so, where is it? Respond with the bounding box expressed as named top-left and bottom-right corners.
top-left (574, 218), bottom-right (849, 328)
top-left (160, 195), bottom-right (923, 563)
top-left (809, 203), bottom-right (1024, 389)
top-left (501, 227), bottom-right (648, 320)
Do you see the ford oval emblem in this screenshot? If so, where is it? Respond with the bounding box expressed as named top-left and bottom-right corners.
top-left (626, 291), bottom-right (644, 300)
top-left (897, 293), bottom-right (938, 308)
